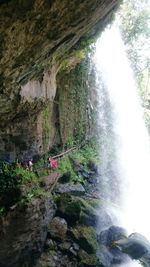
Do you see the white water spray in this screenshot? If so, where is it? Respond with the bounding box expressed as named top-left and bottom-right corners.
top-left (95, 25), bottom-right (150, 244)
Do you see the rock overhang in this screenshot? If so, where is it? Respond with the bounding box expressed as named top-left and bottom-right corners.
top-left (0, 0), bottom-right (119, 112)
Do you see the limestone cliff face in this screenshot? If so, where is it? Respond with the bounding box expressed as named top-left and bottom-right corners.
top-left (0, 0), bottom-right (120, 160)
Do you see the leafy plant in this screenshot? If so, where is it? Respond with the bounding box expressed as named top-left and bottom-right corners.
top-left (72, 174), bottom-right (85, 185)
top-left (58, 140), bottom-right (99, 184)
top-left (72, 140), bottom-right (99, 167)
top-left (0, 161), bottom-right (37, 212)
top-left (118, 0), bottom-right (150, 100)
top-left (33, 157), bottom-right (49, 177)
top-left (58, 156), bottom-right (77, 180)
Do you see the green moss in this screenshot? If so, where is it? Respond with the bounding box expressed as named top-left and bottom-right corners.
top-left (0, 161), bottom-right (38, 213)
top-left (59, 50), bottom-right (86, 72)
top-left (71, 225), bottom-right (98, 253)
top-left (55, 192), bottom-right (72, 210)
top-left (144, 110), bottom-right (150, 131)
top-left (78, 249), bottom-right (101, 267)
top-left (55, 193), bottom-right (81, 225)
top-left (85, 198), bottom-right (100, 209)
top-left (78, 198), bottom-right (99, 226)
top-left (55, 192), bottom-right (100, 227)
top-left (33, 157), bottom-right (49, 177)
top-left (65, 201), bottom-right (81, 223)
top-left (56, 141), bottom-right (98, 184)
top-left (71, 140), bottom-right (99, 167)
top-left (58, 156), bottom-right (78, 180)
top-left (57, 57), bottom-right (92, 147)
top-left (42, 106), bottom-right (51, 149)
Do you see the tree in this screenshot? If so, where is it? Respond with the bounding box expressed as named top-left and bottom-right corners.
top-left (117, 0), bottom-right (150, 103)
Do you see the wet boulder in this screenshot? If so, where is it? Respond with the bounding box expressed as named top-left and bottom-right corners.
top-left (71, 225), bottom-right (98, 253)
top-left (97, 209), bottom-right (113, 232)
top-left (87, 160), bottom-right (98, 173)
top-left (98, 225), bottom-right (127, 246)
top-left (96, 245), bottom-right (113, 267)
top-left (78, 198), bottom-right (99, 227)
top-left (97, 225), bottom-right (129, 266)
top-left (55, 193), bottom-right (81, 226)
top-left (54, 182), bottom-right (85, 196)
top-left (115, 232), bottom-right (150, 260)
top-left (78, 249), bottom-right (101, 267)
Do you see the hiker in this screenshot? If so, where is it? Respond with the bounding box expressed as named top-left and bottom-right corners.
top-left (47, 157), bottom-right (52, 169)
top-left (22, 161), bottom-right (29, 171)
top-left (47, 157), bottom-right (58, 170)
top-left (28, 160), bottom-right (33, 172)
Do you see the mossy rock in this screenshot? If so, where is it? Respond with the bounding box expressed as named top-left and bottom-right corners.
top-left (78, 249), bottom-right (101, 267)
top-left (48, 216), bottom-right (68, 241)
top-left (71, 225), bottom-right (98, 253)
top-left (78, 198), bottom-right (99, 227)
top-left (55, 193), bottom-right (81, 225)
top-left (85, 199), bottom-right (100, 209)
top-left (55, 192), bottom-right (72, 210)
top-left (55, 193), bottom-right (100, 227)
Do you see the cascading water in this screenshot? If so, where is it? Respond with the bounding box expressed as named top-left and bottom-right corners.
top-left (94, 25), bottom-right (150, 266)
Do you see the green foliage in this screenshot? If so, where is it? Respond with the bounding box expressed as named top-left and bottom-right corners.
top-left (55, 193), bottom-right (81, 225)
top-left (78, 249), bottom-right (100, 266)
top-left (117, 0), bottom-right (150, 99)
top-left (59, 50), bottom-right (86, 72)
top-left (0, 161), bottom-right (36, 193)
top-left (72, 174), bottom-right (85, 185)
top-left (78, 198), bottom-right (99, 226)
top-left (58, 57), bottom-right (93, 147)
top-left (33, 157), bottom-right (49, 177)
top-left (42, 106), bottom-right (51, 148)
top-left (143, 109), bottom-right (150, 130)
top-left (72, 140), bottom-right (99, 167)
top-left (58, 156), bottom-right (78, 180)
top-left (65, 137), bottom-right (76, 148)
top-left (58, 140), bottom-right (98, 183)
top-left (20, 192), bottom-right (35, 204)
top-left (71, 225), bottom-right (98, 253)
top-left (0, 161), bottom-right (37, 212)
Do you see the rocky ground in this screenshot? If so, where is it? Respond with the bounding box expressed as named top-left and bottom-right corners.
top-left (33, 160), bottom-right (130, 267)
top-left (34, 161), bottom-right (103, 267)
top-left (1, 157), bottom-right (149, 267)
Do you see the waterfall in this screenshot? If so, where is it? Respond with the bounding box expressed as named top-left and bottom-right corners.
top-left (94, 24), bottom-right (150, 262)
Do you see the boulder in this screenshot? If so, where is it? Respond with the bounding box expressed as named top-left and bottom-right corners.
top-left (96, 245), bottom-right (113, 267)
top-left (87, 160), bottom-right (98, 173)
top-left (0, 197), bottom-right (56, 267)
top-left (48, 216), bottom-right (68, 241)
top-left (58, 172), bottom-right (71, 183)
top-left (58, 241), bottom-right (72, 252)
top-left (54, 182), bottom-right (85, 196)
top-left (115, 232), bottom-right (150, 260)
top-left (98, 225), bottom-right (127, 246)
top-left (78, 249), bottom-right (101, 267)
top-left (71, 225), bottom-right (98, 253)
top-left (55, 193), bottom-right (81, 226)
top-left (78, 198), bottom-right (99, 227)
top-left (97, 225), bottom-right (128, 266)
top-left (97, 208), bottom-right (113, 231)
top-left (55, 193), bottom-right (101, 227)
